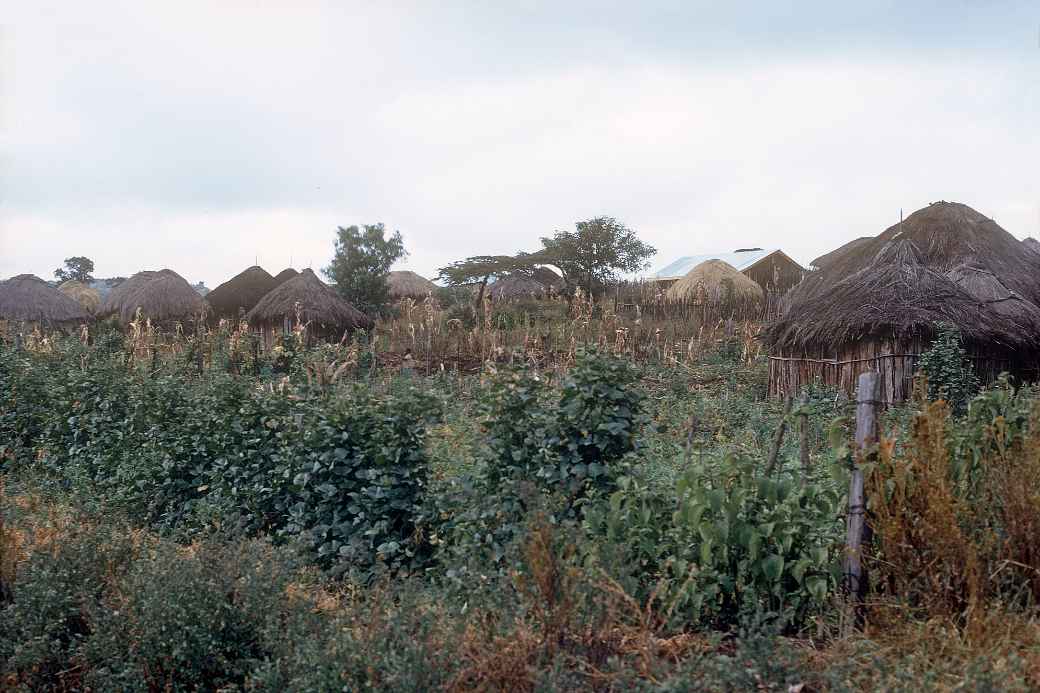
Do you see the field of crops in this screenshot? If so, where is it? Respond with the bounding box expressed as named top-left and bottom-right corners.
top-left (3, 323), bottom-right (1040, 691)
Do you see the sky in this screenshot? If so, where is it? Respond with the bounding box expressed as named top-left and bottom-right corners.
top-left (2, 1), bottom-right (1038, 287)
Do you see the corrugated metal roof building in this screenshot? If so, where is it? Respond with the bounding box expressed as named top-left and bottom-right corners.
top-left (653, 248), bottom-right (806, 294)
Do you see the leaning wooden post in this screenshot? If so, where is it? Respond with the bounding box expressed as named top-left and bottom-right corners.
top-left (798, 395), bottom-right (811, 487)
top-left (844, 372), bottom-right (879, 630)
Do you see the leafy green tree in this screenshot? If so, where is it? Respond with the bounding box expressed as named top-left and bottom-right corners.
top-left (917, 322), bottom-right (980, 414)
top-left (324, 224), bottom-right (407, 315)
top-left (536, 217), bottom-right (655, 294)
top-left (53, 256), bottom-right (95, 283)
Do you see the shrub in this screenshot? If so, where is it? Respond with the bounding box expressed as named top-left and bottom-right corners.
top-left (917, 322), bottom-right (980, 414)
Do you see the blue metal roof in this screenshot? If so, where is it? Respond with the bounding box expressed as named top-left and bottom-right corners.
top-left (652, 249), bottom-right (777, 279)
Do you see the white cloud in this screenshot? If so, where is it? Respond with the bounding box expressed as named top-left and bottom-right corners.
top-left (2, 2), bottom-right (1037, 285)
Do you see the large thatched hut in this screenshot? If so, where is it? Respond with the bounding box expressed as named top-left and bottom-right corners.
top-left (387, 271), bottom-right (438, 300)
top-left (98, 270), bottom-right (162, 318)
top-left (765, 201), bottom-right (1040, 403)
top-left (58, 280), bottom-right (102, 314)
top-left (103, 269), bottom-right (208, 326)
top-left (0, 274), bottom-right (91, 330)
top-left (664, 260), bottom-right (764, 314)
top-left (246, 268), bottom-right (372, 346)
top-left (206, 266), bottom-right (277, 322)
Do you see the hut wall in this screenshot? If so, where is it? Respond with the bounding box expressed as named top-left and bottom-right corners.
top-left (769, 339), bottom-right (1040, 404)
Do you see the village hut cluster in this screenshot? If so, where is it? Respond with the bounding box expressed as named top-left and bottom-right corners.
top-left (0, 263), bottom-right (390, 348)
top-left (4, 200), bottom-right (1040, 403)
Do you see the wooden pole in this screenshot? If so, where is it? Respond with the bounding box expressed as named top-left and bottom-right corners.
top-left (764, 396), bottom-right (793, 476)
top-left (798, 395), bottom-right (810, 486)
top-left (844, 372), bottom-right (879, 629)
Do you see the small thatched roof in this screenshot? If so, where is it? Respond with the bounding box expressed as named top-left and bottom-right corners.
top-left (58, 280), bottom-right (102, 314)
top-left (811, 237), bottom-right (872, 269)
top-left (387, 270), bottom-right (438, 299)
top-left (273, 268), bottom-right (299, 286)
top-left (665, 259), bottom-right (765, 304)
top-left (488, 275), bottom-right (549, 300)
top-left (112, 270), bottom-right (208, 325)
top-left (206, 266), bottom-right (276, 321)
top-left (0, 274), bottom-right (91, 324)
top-left (765, 201), bottom-right (1040, 351)
top-left (246, 268), bottom-right (373, 334)
top-left (98, 270), bottom-right (163, 317)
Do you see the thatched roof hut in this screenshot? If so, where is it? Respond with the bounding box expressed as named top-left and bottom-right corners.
top-left (765, 201), bottom-right (1040, 403)
top-left (387, 271), bottom-right (438, 299)
top-left (246, 268), bottom-right (372, 345)
top-left (664, 260), bottom-right (764, 307)
top-left (532, 267), bottom-right (564, 291)
top-left (106, 269), bottom-right (208, 325)
top-left (58, 280), bottom-right (102, 314)
top-left (0, 274), bottom-right (91, 327)
top-left (206, 266), bottom-right (276, 322)
top-left (487, 275), bottom-right (549, 300)
top-left (272, 268), bottom-right (299, 286)
top-left (98, 270), bottom-right (162, 317)
top-left (811, 237), bottom-right (872, 270)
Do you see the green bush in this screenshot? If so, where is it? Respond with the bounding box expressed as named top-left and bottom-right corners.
top-left (917, 322), bottom-right (980, 414)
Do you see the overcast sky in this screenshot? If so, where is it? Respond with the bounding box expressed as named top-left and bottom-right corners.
top-left (2, 1), bottom-right (1038, 287)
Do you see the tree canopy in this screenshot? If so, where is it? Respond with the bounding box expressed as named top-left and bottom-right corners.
top-left (536, 217), bottom-right (655, 294)
top-left (54, 256), bottom-right (95, 283)
top-left (324, 224), bottom-right (407, 315)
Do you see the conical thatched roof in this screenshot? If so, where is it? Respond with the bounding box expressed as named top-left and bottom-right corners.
top-left (0, 274), bottom-right (91, 324)
top-left (58, 280), bottom-right (102, 314)
top-left (246, 268), bottom-right (372, 333)
top-left (206, 266), bottom-right (276, 321)
top-left (111, 270), bottom-right (208, 325)
top-left (273, 268), bottom-right (299, 286)
top-left (387, 270), bottom-right (438, 299)
top-left (98, 270), bottom-right (163, 317)
top-left (664, 259), bottom-right (764, 304)
top-left (765, 201), bottom-right (1040, 351)
top-left (811, 237), bottom-right (872, 269)
top-left (488, 275), bottom-right (549, 300)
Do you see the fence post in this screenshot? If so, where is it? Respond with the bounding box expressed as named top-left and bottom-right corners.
top-left (798, 395), bottom-right (810, 486)
top-left (844, 371), bottom-right (879, 630)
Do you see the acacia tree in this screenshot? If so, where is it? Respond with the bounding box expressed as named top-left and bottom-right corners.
top-left (54, 256), bottom-right (95, 283)
top-left (436, 254), bottom-right (534, 307)
top-left (536, 217), bottom-right (655, 295)
top-left (324, 224), bottom-right (407, 315)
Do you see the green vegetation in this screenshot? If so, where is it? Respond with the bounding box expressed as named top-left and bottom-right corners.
top-left (2, 326), bottom-right (1040, 690)
top-left (324, 223), bottom-right (407, 315)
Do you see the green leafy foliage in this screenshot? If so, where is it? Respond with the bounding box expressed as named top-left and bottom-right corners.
top-left (323, 222), bottom-right (407, 315)
top-left (53, 256), bottom-right (94, 283)
top-left (917, 322), bottom-right (980, 414)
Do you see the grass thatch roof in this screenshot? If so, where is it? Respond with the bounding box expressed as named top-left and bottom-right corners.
top-left (272, 268), bottom-right (299, 286)
top-left (488, 275), bottom-right (549, 300)
top-left (765, 201), bottom-right (1040, 351)
top-left (110, 270), bottom-right (208, 325)
top-left (98, 270), bottom-right (163, 317)
top-left (387, 270), bottom-right (438, 299)
top-left (811, 237), bottom-right (872, 269)
top-left (664, 259), bottom-right (764, 304)
top-left (1023, 237), bottom-right (1040, 255)
top-left (206, 266), bottom-right (276, 321)
top-left (246, 268), bottom-right (373, 333)
top-left (58, 280), bottom-right (102, 314)
top-left (0, 274), bottom-right (91, 324)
